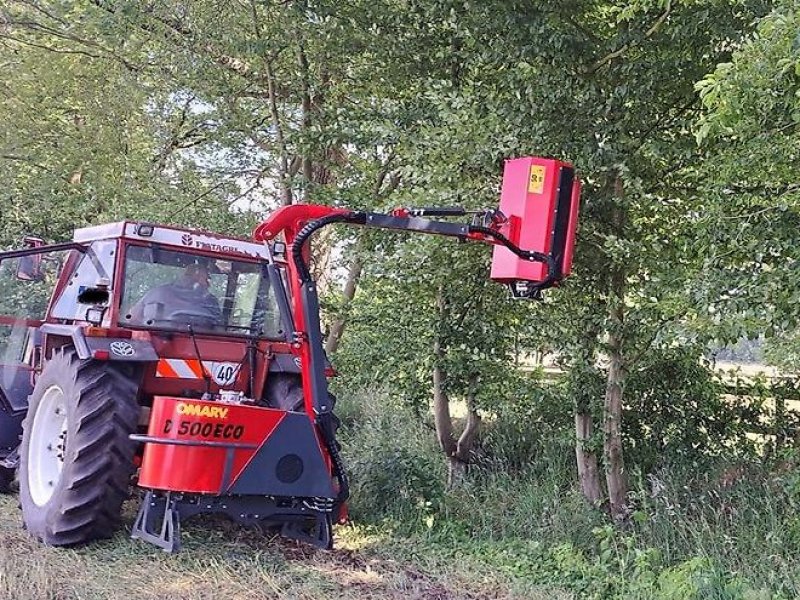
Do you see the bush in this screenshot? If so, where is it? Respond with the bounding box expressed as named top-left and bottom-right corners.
top-left (334, 373), bottom-right (800, 598)
top-left (476, 370), bottom-right (574, 476)
top-left (335, 388), bottom-right (446, 526)
top-left (624, 350), bottom-right (763, 473)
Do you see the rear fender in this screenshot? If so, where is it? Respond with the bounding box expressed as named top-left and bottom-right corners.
top-left (40, 324), bottom-right (158, 362)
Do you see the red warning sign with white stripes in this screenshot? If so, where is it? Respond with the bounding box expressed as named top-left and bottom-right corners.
top-left (155, 359), bottom-right (241, 386)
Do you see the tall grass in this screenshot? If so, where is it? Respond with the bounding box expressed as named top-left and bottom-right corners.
top-left (337, 387), bottom-right (800, 598)
top-left (630, 463), bottom-right (800, 596)
top-left (336, 388), bottom-right (446, 526)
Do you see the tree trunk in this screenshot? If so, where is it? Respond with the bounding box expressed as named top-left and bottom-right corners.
top-left (604, 326), bottom-right (627, 522)
top-left (575, 411), bottom-right (603, 505)
top-left (265, 59), bottom-right (292, 206)
top-left (320, 158), bottom-right (398, 354)
top-left (298, 45), bottom-right (314, 196)
top-left (774, 390), bottom-right (787, 456)
top-left (431, 290), bottom-right (481, 488)
top-left (432, 339), bottom-right (456, 458)
top-left (573, 323), bottom-right (604, 507)
top-left (325, 252), bottom-right (362, 355)
top-left (449, 377), bottom-right (481, 487)
top-left (604, 176), bottom-right (628, 522)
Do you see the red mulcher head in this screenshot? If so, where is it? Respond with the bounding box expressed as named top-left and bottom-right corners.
top-left (490, 157), bottom-right (581, 298)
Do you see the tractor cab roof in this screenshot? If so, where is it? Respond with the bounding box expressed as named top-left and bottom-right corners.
top-left (72, 221), bottom-right (279, 262)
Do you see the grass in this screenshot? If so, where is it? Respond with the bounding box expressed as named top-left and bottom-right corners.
top-left (0, 495), bottom-right (568, 600)
top-left (4, 384), bottom-right (800, 600)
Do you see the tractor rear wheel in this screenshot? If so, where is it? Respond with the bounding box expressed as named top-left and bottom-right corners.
top-left (19, 348), bottom-right (139, 546)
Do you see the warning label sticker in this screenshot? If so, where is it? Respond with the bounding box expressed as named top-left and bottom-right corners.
top-left (528, 165), bottom-right (546, 194)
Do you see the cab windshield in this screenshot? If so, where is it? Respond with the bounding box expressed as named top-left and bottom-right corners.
top-left (120, 245), bottom-right (286, 339)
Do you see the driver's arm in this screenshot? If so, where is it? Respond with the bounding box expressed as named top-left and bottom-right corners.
top-left (203, 292), bottom-right (222, 324)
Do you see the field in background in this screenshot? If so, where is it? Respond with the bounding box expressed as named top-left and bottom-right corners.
top-left (0, 496), bottom-right (564, 600)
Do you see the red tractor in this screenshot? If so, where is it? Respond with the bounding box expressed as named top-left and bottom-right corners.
top-left (0, 156), bottom-right (579, 551)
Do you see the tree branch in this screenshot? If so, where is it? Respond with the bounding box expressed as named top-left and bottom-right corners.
top-left (0, 33), bottom-right (102, 60)
top-left (88, 0), bottom-right (257, 81)
top-left (585, 0), bottom-right (672, 74)
top-left (1, 153), bottom-right (53, 173)
top-left (5, 15), bottom-right (140, 71)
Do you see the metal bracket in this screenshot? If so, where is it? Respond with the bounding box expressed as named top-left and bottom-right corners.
top-left (131, 490), bottom-right (181, 553)
top-left (508, 281), bottom-right (545, 301)
top-left (280, 513), bottom-right (333, 550)
top-left (0, 446), bottom-right (19, 470)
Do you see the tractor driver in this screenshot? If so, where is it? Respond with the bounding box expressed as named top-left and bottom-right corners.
top-left (128, 262), bottom-right (222, 328)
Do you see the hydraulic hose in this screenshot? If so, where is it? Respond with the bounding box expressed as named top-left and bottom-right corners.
top-left (467, 224), bottom-right (560, 289)
top-left (291, 212), bottom-right (366, 283)
top-left (289, 211), bottom-right (365, 509)
top-left (318, 411), bottom-right (349, 506)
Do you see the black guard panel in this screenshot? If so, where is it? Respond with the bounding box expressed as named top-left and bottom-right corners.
top-left (227, 412), bottom-right (335, 498)
top-left (268, 353), bottom-right (301, 374)
top-left (0, 366), bottom-right (34, 414)
top-left (0, 405), bottom-right (24, 453)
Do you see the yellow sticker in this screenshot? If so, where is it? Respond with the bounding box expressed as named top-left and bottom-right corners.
top-left (528, 165), bottom-right (545, 194)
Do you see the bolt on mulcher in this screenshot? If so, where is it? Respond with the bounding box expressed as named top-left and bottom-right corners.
top-left (0, 156), bottom-right (579, 551)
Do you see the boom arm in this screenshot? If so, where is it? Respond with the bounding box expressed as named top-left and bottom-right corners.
top-left (253, 203), bottom-right (565, 511)
top-left (254, 205), bottom-right (562, 292)
top-left (253, 158), bottom-right (581, 512)
top-left (253, 203), bottom-right (564, 415)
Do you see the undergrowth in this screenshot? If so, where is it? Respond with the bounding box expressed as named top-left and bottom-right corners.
top-left (336, 387), bottom-right (800, 599)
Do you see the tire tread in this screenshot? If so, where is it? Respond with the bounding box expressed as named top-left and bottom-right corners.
top-left (20, 347), bottom-right (139, 546)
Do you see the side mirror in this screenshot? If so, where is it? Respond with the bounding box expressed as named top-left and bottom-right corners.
top-left (16, 237), bottom-right (45, 282)
top-left (78, 278), bottom-right (111, 326)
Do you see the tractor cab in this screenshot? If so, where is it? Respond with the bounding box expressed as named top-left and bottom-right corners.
top-left (69, 221), bottom-right (288, 336)
top-left (0, 222), bottom-right (299, 411)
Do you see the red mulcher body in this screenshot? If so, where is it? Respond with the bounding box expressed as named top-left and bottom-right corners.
top-left (0, 156), bottom-right (580, 552)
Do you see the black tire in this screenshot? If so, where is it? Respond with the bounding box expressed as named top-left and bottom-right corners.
top-left (262, 374), bottom-right (338, 420)
top-left (19, 347), bottom-right (139, 546)
top-left (263, 374), bottom-right (305, 411)
top-left (0, 466), bottom-right (13, 493)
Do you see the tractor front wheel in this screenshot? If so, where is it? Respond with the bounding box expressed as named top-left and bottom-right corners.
top-left (0, 466), bottom-right (13, 493)
top-left (19, 348), bottom-right (139, 546)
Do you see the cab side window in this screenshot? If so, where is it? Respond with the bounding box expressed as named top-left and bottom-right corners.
top-left (50, 241), bottom-right (117, 321)
top-left (0, 248), bottom-right (68, 359)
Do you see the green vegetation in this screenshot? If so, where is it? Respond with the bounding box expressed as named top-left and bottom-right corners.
top-left (3, 387), bottom-right (798, 599)
top-left (333, 382), bottom-right (800, 599)
top-left (2, 0), bottom-right (800, 598)
top-left (0, 496), bottom-right (552, 600)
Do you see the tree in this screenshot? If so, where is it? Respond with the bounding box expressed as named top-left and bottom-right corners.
top-left (332, 0), bottom-right (768, 516)
top-left (695, 1), bottom-right (800, 369)
top-left (0, 0), bottom-right (260, 243)
top-left (1, 0), bottom-right (776, 519)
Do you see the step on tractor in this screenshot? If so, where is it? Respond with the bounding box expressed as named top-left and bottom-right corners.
top-left (0, 156), bottom-right (580, 552)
